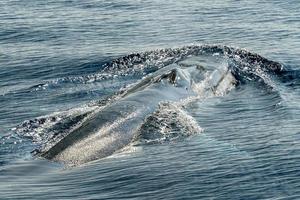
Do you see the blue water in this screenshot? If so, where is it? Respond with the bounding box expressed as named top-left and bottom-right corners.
top-left (1, 0), bottom-right (300, 199)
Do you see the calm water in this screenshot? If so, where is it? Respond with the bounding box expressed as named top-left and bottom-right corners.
top-left (1, 0), bottom-right (300, 199)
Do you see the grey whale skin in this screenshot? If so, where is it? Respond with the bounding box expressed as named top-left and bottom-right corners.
top-left (40, 63), bottom-right (233, 165)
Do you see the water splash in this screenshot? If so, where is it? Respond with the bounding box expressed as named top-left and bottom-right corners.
top-left (136, 102), bottom-right (203, 145)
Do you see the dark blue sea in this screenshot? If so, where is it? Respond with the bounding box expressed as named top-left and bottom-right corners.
top-left (1, 1), bottom-right (300, 199)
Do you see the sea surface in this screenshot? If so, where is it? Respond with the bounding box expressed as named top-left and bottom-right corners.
top-left (1, 0), bottom-right (300, 199)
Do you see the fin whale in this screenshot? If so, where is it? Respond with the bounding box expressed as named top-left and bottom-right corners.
top-left (33, 45), bottom-right (284, 165)
top-left (40, 62), bottom-right (236, 165)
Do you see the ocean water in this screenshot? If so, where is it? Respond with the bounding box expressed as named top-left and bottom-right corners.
top-left (1, 0), bottom-right (300, 199)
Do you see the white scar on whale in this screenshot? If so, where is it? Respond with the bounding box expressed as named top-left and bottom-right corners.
top-left (40, 57), bottom-right (236, 165)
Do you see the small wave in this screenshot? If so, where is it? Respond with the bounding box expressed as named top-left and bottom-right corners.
top-left (278, 68), bottom-right (300, 88)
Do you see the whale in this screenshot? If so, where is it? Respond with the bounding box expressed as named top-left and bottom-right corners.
top-left (11, 45), bottom-right (285, 166)
top-left (39, 59), bottom-right (236, 165)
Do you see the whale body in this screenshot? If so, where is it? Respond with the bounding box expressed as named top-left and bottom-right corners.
top-left (39, 59), bottom-right (236, 165)
top-left (11, 45), bottom-right (284, 165)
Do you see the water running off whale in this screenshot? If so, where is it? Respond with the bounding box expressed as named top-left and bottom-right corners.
top-left (14, 45), bottom-right (284, 166)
